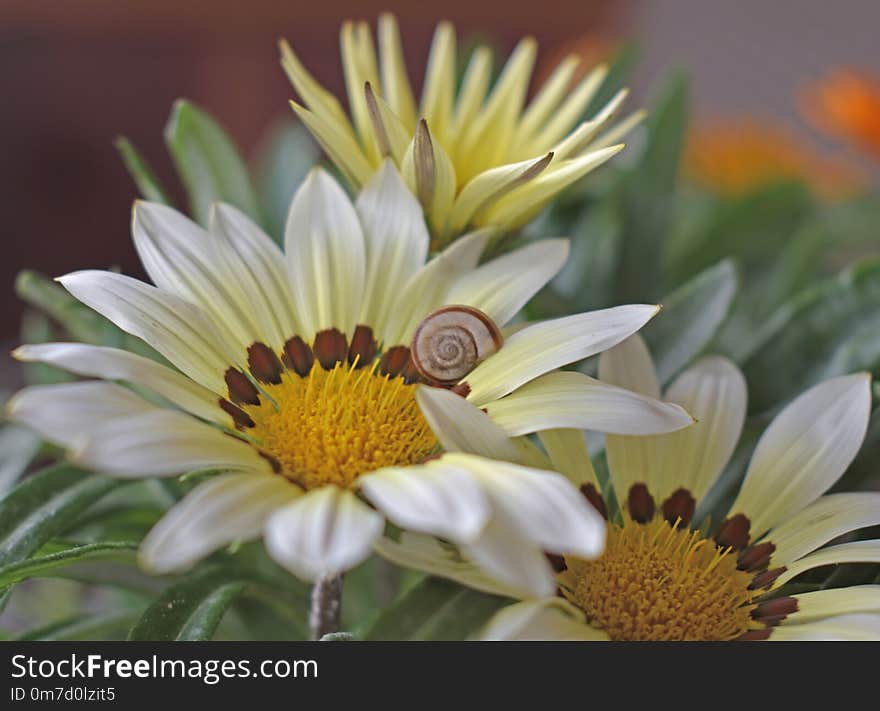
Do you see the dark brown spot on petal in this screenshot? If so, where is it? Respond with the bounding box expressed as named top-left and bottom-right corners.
top-left (715, 513), bottom-right (751, 551)
top-left (627, 483), bottom-right (655, 524)
top-left (748, 567), bottom-right (786, 591)
top-left (738, 542), bottom-right (776, 573)
top-left (348, 324), bottom-right (377, 368)
top-left (401, 355), bottom-right (422, 385)
top-left (546, 553), bottom-right (567, 572)
top-left (380, 345), bottom-right (411, 378)
top-left (450, 382), bottom-right (471, 398)
top-left (661, 488), bottom-right (696, 526)
top-left (282, 335), bottom-right (315, 377)
top-left (225, 367), bottom-right (260, 406)
top-left (259, 451), bottom-right (282, 474)
top-left (218, 398), bottom-right (255, 429)
top-left (736, 628), bottom-right (772, 641)
top-left (751, 596), bottom-right (798, 625)
top-left (580, 482), bottom-right (608, 520)
top-left (247, 342), bottom-right (284, 384)
top-left (313, 328), bottom-right (348, 370)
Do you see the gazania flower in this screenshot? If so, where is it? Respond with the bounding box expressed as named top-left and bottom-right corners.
top-left (685, 117), bottom-right (860, 197)
top-left (7, 163), bottom-right (691, 590)
top-left (379, 335), bottom-right (880, 640)
top-left (801, 70), bottom-right (880, 159)
top-left (280, 13), bottom-right (640, 244)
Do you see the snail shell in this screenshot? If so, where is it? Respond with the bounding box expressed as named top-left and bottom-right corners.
top-left (410, 305), bottom-right (504, 384)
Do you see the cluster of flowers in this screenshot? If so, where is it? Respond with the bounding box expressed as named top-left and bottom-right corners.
top-left (8, 15), bottom-right (880, 641)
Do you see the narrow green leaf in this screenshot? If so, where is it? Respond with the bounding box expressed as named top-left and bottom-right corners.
top-left (642, 259), bottom-right (738, 384)
top-left (0, 464), bottom-right (124, 568)
top-left (165, 99), bottom-right (263, 227)
top-left (616, 73), bottom-right (688, 301)
top-left (128, 566), bottom-right (249, 641)
top-left (362, 576), bottom-right (507, 641)
top-left (742, 257), bottom-right (880, 413)
top-left (0, 541), bottom-right (137, 588)
top-left (584, 43), bottom-right (639, 119)
top-left (114, 136), bottom-right (172, 205)
top-left (18, 611), bottom-right (139, 641)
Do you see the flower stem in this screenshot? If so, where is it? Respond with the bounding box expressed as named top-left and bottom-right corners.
top-left (309, 574), bottom-right (344, 640)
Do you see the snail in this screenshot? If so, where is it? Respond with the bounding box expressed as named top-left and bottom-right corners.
top-left (410, 305), bottom-right (503, 384)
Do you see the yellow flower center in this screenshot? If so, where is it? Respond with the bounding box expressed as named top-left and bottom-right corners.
top-left (565, 516), bottom-right (757, 641)
top-left (242, 361), bottom-right (438, 490)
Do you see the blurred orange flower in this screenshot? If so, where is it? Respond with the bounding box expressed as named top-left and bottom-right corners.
top-left (801, 70), bottom-right (880, 159)
top-left (685, 118), bottom-right (861, 198)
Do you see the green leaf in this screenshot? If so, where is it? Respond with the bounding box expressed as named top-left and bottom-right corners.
top-left (742, 257), bottom-right (880, 414)
top-left (666, 181), bottom-right (814, 286)
top-left (616, 73), bottom-right (688, 301)
top-left (20, 310), bottom-right (75, 385)
top-left (642, 259), bottom-right (738, 384)
top-left (0, 541), bottom-right (137, 588)
top-left (254, 118), bottom-right (319, 243)
top-left (114, 136), bottom-right (172, 205)
top-left (128, 566), bottom-right (249, 641)
top-left (18, 611), bottom-right (139, 641)
top-left (0, 464), bottom-right (124, 568)
top-left (165, 99), bottom-right (263, 227)
top-left (361, 576), bottom-right (507, 641)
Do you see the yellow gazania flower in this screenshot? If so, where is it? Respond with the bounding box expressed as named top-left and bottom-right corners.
top-left (801, 70), bottom-right (880, 160)
top-left (7, 163), bottom-right (692, 591)
top-left (379, 335), bottom-right (879, 640)
top-left (685, 117), bottom-right (861, 197)
top-left (280, 13), bottom-right (641, 244)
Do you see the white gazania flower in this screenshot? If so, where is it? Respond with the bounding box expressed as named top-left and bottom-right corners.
top-left (280, 13), bottom-right (640, 243)
top-left (7, 164), bottom-right (691, 590)
top-left (379, 334), bottom-right (880, 640)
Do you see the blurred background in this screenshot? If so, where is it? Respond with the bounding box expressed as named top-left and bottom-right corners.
top-left (2, 0), bottom-right (879, 376)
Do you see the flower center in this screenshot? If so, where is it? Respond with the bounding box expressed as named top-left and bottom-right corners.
top-left (219, 327), bottom-right (439, 491)
top-left (564, 516), bottom-right (758, 641)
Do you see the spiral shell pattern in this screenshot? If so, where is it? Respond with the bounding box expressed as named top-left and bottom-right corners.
top-left (410, 305), bottom-right (504, 384)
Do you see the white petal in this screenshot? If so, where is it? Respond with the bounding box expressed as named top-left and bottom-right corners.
top-left (789, 586), bottom-right (880, 624)
top-left (133, 201), bottom-right (259, 353)
top-left (139, 472), bottom-right (301, 573)
top-left (447, 453), bottom-right (606, 559)
top-left (773, 540), bottom-right (880, 589)
top-left (483, 370), bottom-right (693, 437)
top-left (465, 304), bottom-right (661, 405)
top-left (73, 410), bottom-right (269, 478)
top-left (284, 169), bottom-right (366, 338)
top-left (264, 486), bottom-right (383, 581)
top-left (7, 381), bottom-right (154, 448)
top-left (653, 356), bottom-right (747, 502)
top-left (768, 493), bottom-right (880, 566)
top-left (355, 161), bottom-right (429, 335)
top-left (13, 343), bottom-right (223, 423)
top-left (374, 532), bottom-right (523, 598)
top-left (462, 512), bottom-right (557, 598)
top-left (479, 599), bottom-right (607, 641)
top-left (210, 203), bottom-right (300, 348)
top-left (383, 228), bottom-right (490, 346)
top-left (730, 373), bottom-right (871, 537)
top-left (58, 270), bottom-right (233, 392)
top-left (769, 614), bottom-right (880, 641)
top-left (416, 386), bottom-right (522, 463)
top-left (538, 428), bottom-right (598, 487)
top-left (597, 333), bottom-right (660, 399)
top-left (359, 461), bottom-right (489, 542)
top-left (446, 239), bottom-right (569, 327)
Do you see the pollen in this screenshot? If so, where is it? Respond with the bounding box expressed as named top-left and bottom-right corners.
top-left (563, 516), bottom-right (758, 641)
top-left (242, 361), bottom-right (438, 490)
